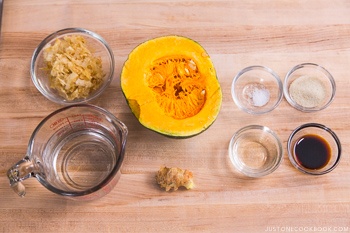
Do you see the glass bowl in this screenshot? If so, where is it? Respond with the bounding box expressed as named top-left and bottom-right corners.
top-left (30, 28), bottom-right (115, 105)
top-left (283, 63), bottom-right (336, 112)
top-left (231, 66), bottom-right (283, 115)
top-left (287, 123), bottom-right (341, 175)
top-left (229, 125), bottom-right (283, 177)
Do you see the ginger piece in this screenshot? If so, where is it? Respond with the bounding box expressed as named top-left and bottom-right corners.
top-left (156, 166), bottom-right (194, 191)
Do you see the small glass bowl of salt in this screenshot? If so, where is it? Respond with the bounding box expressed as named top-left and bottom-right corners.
top-left (231, 66), bottom-right (283, 115)
top-left (283, 63), bottom-right (336, 112)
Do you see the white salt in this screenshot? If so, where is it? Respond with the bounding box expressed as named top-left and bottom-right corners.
top-left (252, 88), bottom-right (270, 107)
top-left (242, 83), bottom-right (271, 107)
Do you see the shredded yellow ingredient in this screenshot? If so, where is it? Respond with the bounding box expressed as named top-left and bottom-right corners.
top-left (156, 166), bottom-right (194, 191)
top-left (43, 35), bottom-right (105, 100)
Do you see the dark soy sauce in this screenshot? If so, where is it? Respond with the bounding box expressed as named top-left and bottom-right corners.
top-left (294, 134), bottom-right (331, 170)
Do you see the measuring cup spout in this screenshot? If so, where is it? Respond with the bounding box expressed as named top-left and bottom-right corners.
top-left (7, 156), bottom-right (35, 197)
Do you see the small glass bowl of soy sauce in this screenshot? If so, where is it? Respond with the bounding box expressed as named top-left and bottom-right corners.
top-left (287, 123), bottom-right (341, 175)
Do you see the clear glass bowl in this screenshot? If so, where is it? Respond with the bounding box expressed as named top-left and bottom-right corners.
top-left (30, 28), bottom-right (115, 105)
top-left (287, 123), bottom-right (341, 175)
top-left (231, 66), bottom-right (283, 115)
top-left (229, 125), bottom-right (283, 177)
top-left (283, 63), bottom-right (336, 112)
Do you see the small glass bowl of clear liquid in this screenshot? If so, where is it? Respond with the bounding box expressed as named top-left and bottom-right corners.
top-left (229, 125), bottom-right (283, 177)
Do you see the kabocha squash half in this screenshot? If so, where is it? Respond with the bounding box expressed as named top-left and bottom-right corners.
top-left (121, 36), bottom-right (222, 137)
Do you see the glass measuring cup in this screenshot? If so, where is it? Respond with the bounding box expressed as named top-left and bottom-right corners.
top-left (7, 104), bottom-right (128, 200)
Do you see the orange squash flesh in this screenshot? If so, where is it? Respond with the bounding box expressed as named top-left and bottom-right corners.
top-left (121, 36), bottom-right (222, 137)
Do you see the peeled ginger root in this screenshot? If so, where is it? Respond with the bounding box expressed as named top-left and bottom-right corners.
top-left (156, 166), bottom-right (194, 191)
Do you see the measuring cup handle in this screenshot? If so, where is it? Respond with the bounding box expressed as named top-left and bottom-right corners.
top-left (7, 156), bottom-right (35, 197)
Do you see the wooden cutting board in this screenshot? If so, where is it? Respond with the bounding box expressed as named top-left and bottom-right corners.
top-left (0, 0), bottom-right (349, 232)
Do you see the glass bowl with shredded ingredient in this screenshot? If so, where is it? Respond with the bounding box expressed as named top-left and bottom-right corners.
top-left (31, 28), bottom-right (114, 105)
top-left (283, 63), bottom-right (336, 112)
top-left (229, 125), bottom-right (283, 177)
top-left (231, 66), bottom-right (283, 115)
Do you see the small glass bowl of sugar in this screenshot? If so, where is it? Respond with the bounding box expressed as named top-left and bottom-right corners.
top-left (283, 63), bottom-right (336, 112)
top-left (231, 66), bottom-right (283, 115)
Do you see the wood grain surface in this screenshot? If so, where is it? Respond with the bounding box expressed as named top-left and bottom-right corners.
top-left (1, 0), bottom-right (350, 232)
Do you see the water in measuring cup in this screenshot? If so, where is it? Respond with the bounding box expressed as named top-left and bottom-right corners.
top-left (44, 128), bottom-right (118, 192)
